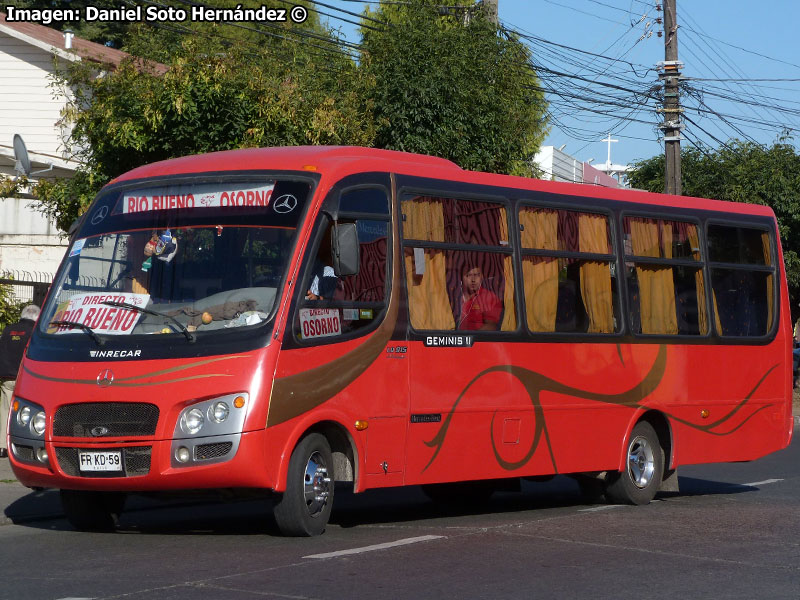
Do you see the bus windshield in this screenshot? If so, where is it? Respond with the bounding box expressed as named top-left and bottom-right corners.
top-left (40, 177), bottom-right (312, 339)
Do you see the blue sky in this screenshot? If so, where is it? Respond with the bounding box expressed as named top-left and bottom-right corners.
top-left (316, 1), bottom-right (800, 168)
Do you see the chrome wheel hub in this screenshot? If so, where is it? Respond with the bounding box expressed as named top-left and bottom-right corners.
top-left (303, 451), bottom-right (331, 517)
top-left (627, 435), bottom-right (656, 489)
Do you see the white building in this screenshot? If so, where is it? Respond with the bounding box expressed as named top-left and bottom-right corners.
top-left (0, 12), bottom-right (128, 283)
top-left (534, 145), bottom-right (622, 188)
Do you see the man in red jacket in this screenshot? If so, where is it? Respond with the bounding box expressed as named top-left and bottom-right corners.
top-left (0, 304), bottom-right (39, 458)
top-left (457, 264), bottom-right (502, 331)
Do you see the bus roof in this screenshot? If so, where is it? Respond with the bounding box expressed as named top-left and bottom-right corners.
top-left (109, 145), bottom-right (775, 219)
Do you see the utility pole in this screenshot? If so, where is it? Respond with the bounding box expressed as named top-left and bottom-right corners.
top-left (484, 0), bottom-right (498, 24)
top-left (659, 0), bottom-right (683, 195)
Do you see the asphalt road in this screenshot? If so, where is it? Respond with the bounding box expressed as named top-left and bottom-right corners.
top-left (1, 431), bottom-right (799, 600)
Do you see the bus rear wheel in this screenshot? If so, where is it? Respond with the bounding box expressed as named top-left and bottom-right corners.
top-left (605, 421), bottom-right (664, 505)
top-left (273, 433), bottom-right (334, 536)
top-left (60, 489), bottom-right (126, 532)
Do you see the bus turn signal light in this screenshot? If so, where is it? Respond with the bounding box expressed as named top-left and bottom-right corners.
top-left (355, 420), bottom-right (368, 431)
top-left (701, 409), bottom-right (709, 419)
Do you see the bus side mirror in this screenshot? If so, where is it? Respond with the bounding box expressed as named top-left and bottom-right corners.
top-left (331, 223), bottom-right (359, 277)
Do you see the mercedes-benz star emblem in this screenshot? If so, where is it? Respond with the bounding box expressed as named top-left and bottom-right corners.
top-left (91, 426), bottom-right (110, 437)
top-left (97, 369), bottom-right (114, 387)
top-left (91, 205), bottom-right (109, 225)
top-left (273, 194), bottom-right (298, 214)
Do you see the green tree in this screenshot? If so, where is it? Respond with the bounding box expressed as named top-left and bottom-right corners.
top-left (628, 138), bottom-right (800, 313)
top-left (31, 15), bottom-right (373, 231)
top-left (358, 0), bottom-right (548, 176)
top-left (0, 280), bottom-right (24, 334)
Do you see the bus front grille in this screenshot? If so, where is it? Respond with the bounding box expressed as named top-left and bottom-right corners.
top-left (53, 403), bottom-right (159, 437)
top-left (195, 442), bottom-right (233, 461)
top-left (55, 446), bottom-right (152, 477)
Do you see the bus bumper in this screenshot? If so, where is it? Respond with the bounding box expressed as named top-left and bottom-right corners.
top-left (8, 429), bottom-right (274, 492)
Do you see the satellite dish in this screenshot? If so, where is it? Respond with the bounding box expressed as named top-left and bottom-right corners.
top-left (12, 134), bottom-right (52, 177)
top-left (13, 134), bottom-right (31, 176)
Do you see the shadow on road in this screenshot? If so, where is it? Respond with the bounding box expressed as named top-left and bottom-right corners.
top-left (3, 473), bottom-right (761, 535)
top-left (671, 475), bottom-right (761, 497)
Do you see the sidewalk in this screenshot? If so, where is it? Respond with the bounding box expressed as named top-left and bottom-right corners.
top-left (4, 412), bottom-right (800, 525)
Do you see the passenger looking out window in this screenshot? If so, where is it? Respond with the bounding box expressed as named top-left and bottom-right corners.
top-left (457, 263), bottom-right (502, 331)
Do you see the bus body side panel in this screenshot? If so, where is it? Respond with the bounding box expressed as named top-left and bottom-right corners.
top-left (663, 343), bottom-right (790, 467)
top-left (265, 338), bottom-right (408, 493)
top-left (402, 336), bottom-right (791, 484)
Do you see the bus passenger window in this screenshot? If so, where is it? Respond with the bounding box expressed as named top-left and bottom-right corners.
top-left (708, 224), bottom-right (774, 337)
top-left (623, 217), bottom-right (708, 336)
top-left (403, 194), bottom-right (515, 332)
top-left (519, 207), bottom-right (617, 334)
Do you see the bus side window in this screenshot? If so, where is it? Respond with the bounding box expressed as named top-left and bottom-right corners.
top-left (708, 225), bottom-right (774, 337)
top-left (519, 207), bottom-right (617, 335)
top-left (296, 187), bottom-right (390, 343)
top-left (623, 217), bottom-right (707, 336)
top-left (403, 195), bottom-right (515, 332)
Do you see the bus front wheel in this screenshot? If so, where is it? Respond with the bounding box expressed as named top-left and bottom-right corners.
top-left (60, 489), bottom-right (126, 532)
top-left (273, 433), bottom-right (334, 536)
top-left (605, 421), bottom-right (664, 505)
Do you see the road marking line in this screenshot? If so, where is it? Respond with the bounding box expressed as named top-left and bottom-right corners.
top-left (303, 535), bottom-right (445, 559)
top-left (578, 505), bottom-right (626, 512)
top-left (742, 478), bottom-right (784, 486)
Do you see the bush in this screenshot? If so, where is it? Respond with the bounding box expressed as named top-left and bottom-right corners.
top-left (0, 280), bottom-right (24, 334)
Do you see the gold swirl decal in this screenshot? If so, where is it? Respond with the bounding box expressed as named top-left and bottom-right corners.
top-left (22, 355), bottom-right (248, 387)
top-left (423, 345), bottom-right (778, 473)
top-left (266, 177), bottom-right (401, 428)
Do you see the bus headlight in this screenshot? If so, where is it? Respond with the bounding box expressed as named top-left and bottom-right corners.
top-left (32, 411), bottom-right (46, 436)
top-left (17, 406), bottom-right (32, 427)
top-left (209, 401), bottom-right (229, 423)
top-left (173, 393), bottom-right (248, 440)
top-left (180, 408), bottom-right (205, 435)
top-left (10, 398), bottom-right (46, 439)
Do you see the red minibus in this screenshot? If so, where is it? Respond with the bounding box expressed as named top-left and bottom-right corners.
top-left (7, 146), bottom-right (793, 535)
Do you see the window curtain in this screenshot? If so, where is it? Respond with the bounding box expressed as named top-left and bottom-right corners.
top-left (686, 225), bottom-right (709, 335)
top-left (520, 209), bottom-right (558, 332)
top-left (762, 232), bottom-right (773, 333)
top-left (631, 219), bottom-right (677, 334)
top-left (578, 214), bottom-right (613, 333)
top-left (403, 199), bottom-right (455, 330)
top-left (496, 212), bottom-right (516, 331)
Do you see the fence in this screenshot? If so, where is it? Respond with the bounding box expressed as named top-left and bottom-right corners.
top-left (0, 270), bottom-right (53, 308)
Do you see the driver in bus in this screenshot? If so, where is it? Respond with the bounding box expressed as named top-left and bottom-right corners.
top-left (306, 226), bottom-right (338, 300)
top-left (457, 262), bottom-right (502, 331)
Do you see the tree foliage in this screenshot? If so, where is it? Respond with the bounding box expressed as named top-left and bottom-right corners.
top-left (628, 138), bottom-right (800, 314)
top-left (24, 0), bottom-right (549, 231)
top-left (35, 15), bottom-right (372, 231)
top-left (0, 280), bottom-right (24, 334)
top-left (359, 0), bottom-right (548, 176)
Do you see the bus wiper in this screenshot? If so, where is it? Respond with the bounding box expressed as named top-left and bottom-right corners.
top-left (101, 300), bottom-right (196, 343)
top-left (48, 320), bottom-right (105, 346)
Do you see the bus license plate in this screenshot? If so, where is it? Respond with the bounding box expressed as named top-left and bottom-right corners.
top-left (78, 451), bottom-right (122, 472)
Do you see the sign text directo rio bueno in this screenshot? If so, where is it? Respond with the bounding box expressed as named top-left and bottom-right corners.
top-left (4, 4), bottom-right (310, 25)
top-left (123, 183), bottom-right (276, 214)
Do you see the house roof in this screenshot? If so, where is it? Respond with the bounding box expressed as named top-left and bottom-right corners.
top-left (0, 11), bottom-right (130, 68)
